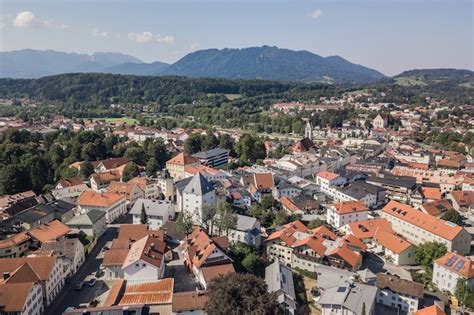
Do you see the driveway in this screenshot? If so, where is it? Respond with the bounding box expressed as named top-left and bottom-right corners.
top-left (362, 252), bottom-right (413, 280)
top-left (164, 245), bottom-right (196, 292)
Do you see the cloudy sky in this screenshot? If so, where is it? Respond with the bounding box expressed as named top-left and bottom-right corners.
top-left (0, 0), bottom-right (472, 76)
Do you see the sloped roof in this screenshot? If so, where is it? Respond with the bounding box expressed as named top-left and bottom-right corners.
top-left (347, 218), bottom-right (394, 240)
top-left (172, 292), bottom-right (208, 312)
top-left (166, 153), bottom-right (200, 166)
top-left (66, 209), bottom-right (106, 226)
top-left (316, 171), bottom-right (339, 181)
top-left (311, 225), bottom-right (337, 241)
top-left (420, 200), bottom-right (452, 217)
top-left (56, 176), bottom-right (83, 188)
top-left (373, 229), bottom-right (413, 254)
top-left (183, 173), bottom-right (214, 195)
top-left (376, 273), bottom-right (423, 298)
top-left (0, 282), bottom-right (34, 312)
top-left (292, 236), bottom-right (327, 257)
top-left (414, 304), bottom-right (446, 315)
top-left (328, 244), bottom-right (361, 268)
top-left (28, 220), bottom-right (71, 243)
top-left (122, 235), bottom-right (165, 269)
top-left (0, 256), bottom-right (56, 282)
top-left (331, 201), bottom-right (368, 215)
top-left (78, 191), bottom-right (125, 207)
top-left (435, 252), bottom-right (474, 278)
top-left (339, 234), bottom-right (367, 252)
top-left (201, 263), bottom-right (235, 284)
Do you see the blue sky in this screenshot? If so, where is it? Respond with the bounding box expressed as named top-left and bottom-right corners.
top-left (0, 0), bottom-right (472, 75)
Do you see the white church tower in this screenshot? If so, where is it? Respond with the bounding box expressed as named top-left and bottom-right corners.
top-left (304, 119), bottom-right (313, 139)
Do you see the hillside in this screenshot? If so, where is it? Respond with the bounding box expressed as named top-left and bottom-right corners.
top-left (163, 46), bottom-right (386, 84)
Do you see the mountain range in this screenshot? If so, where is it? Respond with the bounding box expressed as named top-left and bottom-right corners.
top-left (1, 46), bottom-right (387, 84)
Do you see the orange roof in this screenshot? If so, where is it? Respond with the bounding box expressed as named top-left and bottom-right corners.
top-left (331, 201), bottom-right (368, 215)
top-left (382, 200), bottom-right (464, 241)
top-left (408, 162), bottom-right (429, 170)
top-left (107, 181), bottom-right (143, 199)
top-left (166, 153), bottom-right (200, 166)
top-left (28, 220), bottom-right (71, 243)
top-left (127, 176), bottom-right (155, 190)
top-left (0, 256), bottom-right (56, 282)
top-left (78, 191), bottom-right (125, 207)
top-left (172, 292), bottom-right (208, 312)
top-left (347, 218), bottom-right (394, 240)
top-left (182, 227), bottom-right (231, 269)
top-left (266, 229), bottom-right (297, 246)
top-left (118, 279), bottom-right (173, 305)
top-left (373, 229), bottom-right (413, 254)
top-left (421, 187), bottom-right (442, 200)
top-left (414, 304), bottom-right (446, 315)
top-left (450, 190), bottom-right (474, 207)
top-left (280, 196), bottom-right (300, 213)
top-left (56, 176), bottom-right (83, 188)
top-left (435, 252), bottom-right (474, 278)
top-left (339, 234), bottom-right (367, 252)
top-left (283, 220), bottom-right (308, 233)
top-left (122, 235), bottom-right (165, 269)
top-left (184, 164), bottom-right (220, 176)
top-left (253, 173), bottom-right (274, 190)
top-left (201, 263), bottom-right (235, 284)
top-left (0, 282), bottom-right (35, 312)
top-left (421, 200), bottom-right (453, 217)
top-left (329, 244), bottom-right (361, 268)
top-left (437, 159), bottom-right (460, 168)
top-left (90, 170), bottom-right (121, 184)
top-left (316, 171), bottom-right (339, 181)
top-left (292, 236), bottom-right (326, 257)
top-left (0, 232), bottom-right (30, 250)
top-left (102, 249), bottom-right (130, 266)
top-left (311, 225), bottom-right (337, 241)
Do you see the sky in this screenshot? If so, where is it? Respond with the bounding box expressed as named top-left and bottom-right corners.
top-left (0, 0), bottom-right (472, 76)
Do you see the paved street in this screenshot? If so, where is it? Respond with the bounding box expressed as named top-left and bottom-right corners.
top-left (164, 245), bottom-right (197, 292)
top-left (45, 226), bottom-right (119, 314)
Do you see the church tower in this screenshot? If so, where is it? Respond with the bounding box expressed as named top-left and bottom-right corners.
top-left (304, 119), bottom-right (313, 139)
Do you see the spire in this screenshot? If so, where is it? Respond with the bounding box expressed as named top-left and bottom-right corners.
top-left (305, 118), bottom-right (313, 139)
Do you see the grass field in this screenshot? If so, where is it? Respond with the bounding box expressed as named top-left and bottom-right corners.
top-left (460, 81), bottom-right (474, 88)
top-left (206, 93), bottom-right (242, 100)
top-left (92, 117), bottom-right (138, 125)
top-left (394, 77), bottom-right (427, 86)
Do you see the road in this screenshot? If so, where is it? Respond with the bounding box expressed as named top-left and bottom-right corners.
top-left (45, 226), bottom-right (119, 315)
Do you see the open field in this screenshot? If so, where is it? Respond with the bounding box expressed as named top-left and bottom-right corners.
top-left (394, 77), bottom-right (427, 86)
top-left (92, 117), bottom-right (138, 125)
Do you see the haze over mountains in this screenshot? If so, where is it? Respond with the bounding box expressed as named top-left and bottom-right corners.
top-left (0, 46), bottom-right (387, 84)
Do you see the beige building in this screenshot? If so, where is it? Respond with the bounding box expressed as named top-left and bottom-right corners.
top-left (165, 153), bottom-right (201, 181)
top-left (381, 200), bottom-right (471, 255)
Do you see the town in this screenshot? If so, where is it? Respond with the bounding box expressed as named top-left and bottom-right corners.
top-left (0, 83), bottom-right (473, 315)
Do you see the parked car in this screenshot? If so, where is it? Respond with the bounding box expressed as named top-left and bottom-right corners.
top-left (88, 278), bottom-right (97, 287)
top-left (75, 281), bottom-right (85, 290)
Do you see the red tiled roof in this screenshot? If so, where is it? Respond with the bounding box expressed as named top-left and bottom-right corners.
top-left (311, 225), bottom-right (337, 241)
top-left (373, 229), bottom-right (413, 254)
top-left (0, 282), bottom-right (35, 312)
top-left (347, 218), bottom-right (394, 240)
top-left (292, 236), bottom-right (326, 257)
top-left (316, 171), bottom-right (339, 181)
top-left (435, 252), bottom-right (474, 278)
top-left (78, 191), bottom-right (125, 207)
top-left (414, 304), bottom-right (446, 315)
top-left (28, 220), bottom-right (71, 243)
top-left (201, 263), bottom-right (235, 284)
top-left (339, 234), bottom-right (367, 252)
top-left (331, 201), bottom-right (368, 215)
top-left (172, 292), bottom-right (208, 312)
top-left (166, 153), bottom-right (200, 166)
top-left (329, 244), bottom-right (361, 268)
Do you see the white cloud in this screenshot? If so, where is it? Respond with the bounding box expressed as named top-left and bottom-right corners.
top-left (91, 27), bottom-right (110, 38)
top-left (128, 31), bottom-right (175, 44)
top-left (309, 9), bottom-right (323, 19)
top-left (13, 11), bottom-right (67, 29)
top-left (13, 11), bottom-right (46, 28)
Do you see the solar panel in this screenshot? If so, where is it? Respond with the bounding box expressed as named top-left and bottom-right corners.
top-left (445, 256), bottom-right (458, 267)
top-left (454, 260), bottom-right (465, 271)
top-left (337, 287), bottom-right (347, 293)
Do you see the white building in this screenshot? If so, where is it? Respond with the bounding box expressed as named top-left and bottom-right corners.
top-left (327, 201), bottom-right (368, 229)
top-left (315, 171), bottom-right (347, 198)
top-left (122, 235), bottom-right (166, 282)
top-left (318, 281), bottom-right (377, 315)
top-left (265, 261), bottom-right (297, 315)
top-left (0, 282), bottom-right (44, 315)
top-left (181, 173), bottom-right (216, 224)
top-left (433, 252), bottom-right (474, 294)
top-left (214, 214), bottom-right (261, 247)
top-left (376, 273), bottom-right (423, 314)
top-left (130, 199), bottom-right (175, 230)
top-left (77, 191), bottom-right (127, 224)
top-left (66, 209), bottom-right (107, 238)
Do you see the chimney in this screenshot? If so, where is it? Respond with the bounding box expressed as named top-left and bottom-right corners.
top-left (151, 243), bottom-right (155, 251)
top-left (3, 272), bottom-right (10, 280)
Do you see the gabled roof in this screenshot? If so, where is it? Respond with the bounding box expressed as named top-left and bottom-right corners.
top-left (183, 173), bottom-right (214, 195)
top-left (0, 282), bottom-right (35, 312)
top-left (166, 153), bottom-right (200, 166)
top-left (172, 292), bottom-right (208, 312)
top-left (66, 209), bottom-right (106, 226)
top-left (373, 229), bottom-right (413, 254)
top-left (104, 278), bottom-right (173, 306)
top-left (78, 191), bottom-right (125, 207)
top-left (328, 244), bottom-right (362, 268)
top-left (182, 227), bottom-right (231, 269)
top-left (376, 273), bottom-right (423, 298)
top-left (122, 235), bottom-right (165, 269)
top-left (201, 264), bottom-right (235, 284)
top-left (0, 256), bottom-right (56, 282)
top-left (331, 201), bottom-right (368, 215)
top-left (311, 225), bottom-right (337, 241)
top-left (107, 181), bottom-right (143, 198)
top-left (292, 236), bottom-right (327, 257)
top-left (421, 187), bottom-right (442, 200)
top-left (90, 171), bottom-right (121, 185)
top-left (435, 252), bottom-right (474, 278)
top-left (339, 234), bottom-right (367, 252)
top-left (450, 190), bottom-right (474, 207)
top-left (382, 200), bottom-right (464, 241)
top-left (97, 157), bottom-right (128, 170)
top-left (253, 173), bottom-right (274, 190)
top-left (28, 220), bottom-right (71, 243)
top-left (420, 200), bottom-right (452, 217)
top-left (414, 304), bottom-right (446, 315)
top-left (347, 218), bottom-right (394, 240)
top-left (56, 176), bottom-right (83, 188)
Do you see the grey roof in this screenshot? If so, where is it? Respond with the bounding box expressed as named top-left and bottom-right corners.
top-left (193, 148), bottom-right (230, 159)
top-left (265, 261), bottom-right (296, 309)
top-left (357, 268), bottom-right (376, 282)
top-left (129, 199), bottom-right (174, 216)
top-left (36, 199), bottom-right (76, 214)
top-left (235, 214), bottom-right (259, 232)
top-left (175, 177), bottom-right (193, 194)
top-left (318, 281), bottom-right (377, 314)
top-left (275, 178), bottom-right (298, 190)
top-left (313, 264), bottom-right (355, 290)
top-left (66, 210), bottom-right (105, 226)
top-left (183, 173), bottom-right (214, 195)
top-left (367, 174), bottom-right (416, 189)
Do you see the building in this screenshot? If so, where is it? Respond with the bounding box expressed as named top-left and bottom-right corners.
top-left (128, 177), bottom-right (160, 200)
top-left (241, 172), bottom-right (275, 203)
top-left (93, 157), bottom-right (128, 173)
top-left (107, 181), bottom-right (144, 208)
top-left (181, 227), bottom-right (234, 289)
top-left (215, 214), bottom-right (261, 247)
top-left (448, 190), bottom-right (474, 213)
top-left (89, 170), bottom-right (122, 191)
top-left (65, 209), bottom-right (107, 238)
top-left (130, 199), bottom-right (175, 230)
top-left (156, 172), bottom-right (175, 202)
top-left (0, 282), bottom-right (44, 315)
top-left (77, 191), bottom-right (127, 224)
top-left (373, 114), bottom-right (388, 129)
top-left (366, 175), bottom-right (417, 204)
top-left (332, 181), bottom-right (385, 208)
top-left (193, 148), bottom-right (230, 168)
top-left (166, 153), bottom-right (201, 181)
top-left (376, 273), bottom-right (423, 314)
top-left (122, 234), bottom-right (166, 281)
top-left (315, 171), bottom-right (347, 198)
top-left (273, 178), bottom-right (302, 200)
top-left (433, 252), bottom-right (474, 294)
top-left (318, 281), bottom-right (377, 315)
top-left (184, 164), bottom-right (226, 182)
top-left (53, 176), bottom-right (90, 200)
top-left (265, 261), bottom-right (297, 315)
top-left (372, 229), bottom-right (416, 266)
top-left (0, 256), bottom-right (65, 307)
top-left (381, 200), bottom-right (471, 255)
top-left (414, 304), bottom-right (446, 315)
top-left (40, 238), bottom-right (85, 277)
top-left (327, 201), bottom-right (368, 229)
top-left (0, 232), bottom-right (31, 258)
top-left (172, 291), bottom-right (208, 315)
top-left (181, 173), bottom-right (216, 224)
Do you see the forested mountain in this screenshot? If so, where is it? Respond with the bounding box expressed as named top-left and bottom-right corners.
top-left (162, 46), bottom-right (386, 84)
top-left (1, 46), bottom-right (386, 84)
top-left (0, 49), bottom-right (144, 78)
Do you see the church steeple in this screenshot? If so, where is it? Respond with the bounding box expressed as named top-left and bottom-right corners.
top-left (304, 118), bottom-right (313, 139)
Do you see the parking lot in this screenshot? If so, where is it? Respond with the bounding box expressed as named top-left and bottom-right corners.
top-left (164, 244), bottom-right (197, 292)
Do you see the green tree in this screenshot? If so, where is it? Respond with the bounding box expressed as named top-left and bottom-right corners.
top-left (124, 147), bottom-right (147, 165)
top-left (0, 164), bottom-right (30, 195)
top-left (414, 242), bottom-right (447, 279)
top-left (215, 201), bottom-right (237, 236)
top-left (218, 134), bottom-right (235, 156)
top-left (184, 133), bottom-right (203, 154)
top-left (122, 162), bottom-right (140, 182)
top-left (441, 209), bottom-right (463, 225)
top-left (205, 273), bottom-right (283, 315)
top-left (146, 157), bottom-right (158, 177)
top-left (140, 202), bottom-right (148, 224)
top-left (455, 278), bottom-right (474, 309)
top-left (80, 160), bottom-right (95, 180)
top-left (202, 134), bottom-right (219, 151)
top-left (176, 212), bottom-right (194, 236)
top-left (201, 206), bottom-right (217, 234)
